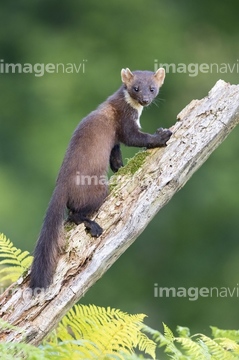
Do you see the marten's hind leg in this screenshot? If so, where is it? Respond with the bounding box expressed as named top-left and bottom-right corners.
top-left (68, 210), bottom-right (103, 237)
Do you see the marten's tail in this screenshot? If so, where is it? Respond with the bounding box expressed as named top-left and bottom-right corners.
top-left (29, 186), bottom-right (66, 289)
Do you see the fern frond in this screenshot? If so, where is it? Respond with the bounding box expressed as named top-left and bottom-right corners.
top-left (175, 336), bottom-right (207, 359)
top-left (161, 323), bottom-right (183, 357)
top-left (163, 322), bottom-right (174, 343)
top-left (216, 338), bottom-right (239, 355)
top-left (56, 304), bottom-right (156, 359)
top-left (154, 323), bottom-right (239, 359)
top-left (0, 318), bottom-right (23, 333)
top-left (176, 325), bottom-right (191, 338)
top-left (0, 342), bottom-right (46, 359)
top-left (211, 326), bottom-right (239, 343)
top-left (198, 334), bottom-right (236, 359)
top-left (0, 233), bottom-right (33, 282)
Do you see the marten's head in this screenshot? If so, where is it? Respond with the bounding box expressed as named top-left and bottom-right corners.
top-left (121, 67), bottom-right (165, 107)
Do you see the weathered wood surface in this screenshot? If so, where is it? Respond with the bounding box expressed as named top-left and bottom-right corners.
top-left (1, 80), bottom-right (239, 345)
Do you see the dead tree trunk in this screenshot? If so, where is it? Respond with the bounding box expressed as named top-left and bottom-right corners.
top-left (1, 80), bottom-right (239, 345)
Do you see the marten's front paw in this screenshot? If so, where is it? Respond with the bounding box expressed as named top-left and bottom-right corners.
top-left (155, 128), bottom-right (172, 146)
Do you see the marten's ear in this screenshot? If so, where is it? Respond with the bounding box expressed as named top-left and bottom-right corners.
top-left (154, 67), bottom-right (165, 87)
top-left (121, 68), bottom-right (134, 84)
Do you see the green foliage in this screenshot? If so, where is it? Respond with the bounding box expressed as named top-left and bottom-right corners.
top-left (0, 318), bottom-right (23, 333)
top-left (145, 323), bottom-right (239, 359)
top-left (0, 226), bottom-right (239, 360)
top-left (53, 304), bottom-right (156, 359)
top-left (0, 342), bottom-right (46, 360)
top-left (211, 326), bottom-right (239, 343)
top-left (2, 318), bottom-right (239, 360)
top-left (0, 306), bottom-right (156, 360)
top-left (0, 233), bottom-right (155, 359)
top-left (0, 318), bottom-right (44, 359)
top-left (0, 233), bottom-right (33, 283)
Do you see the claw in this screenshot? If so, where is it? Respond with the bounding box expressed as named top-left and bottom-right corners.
top-left (155, 128), bottom-right (172, 145)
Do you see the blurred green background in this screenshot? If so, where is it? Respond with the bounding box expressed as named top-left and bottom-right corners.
top-left (1, 0), bottom-right (239, 355)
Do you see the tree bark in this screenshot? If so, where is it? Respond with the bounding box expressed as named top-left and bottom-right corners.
top-left (1, 80), bottom-right (239, 345)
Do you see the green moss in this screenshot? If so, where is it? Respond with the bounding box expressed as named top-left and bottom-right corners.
top-left (109, 150), bottom-right (149, 192)
top-left (123, 150), bottom-right (150, 175)
top-left (64, 221), bottom-right (75, 232)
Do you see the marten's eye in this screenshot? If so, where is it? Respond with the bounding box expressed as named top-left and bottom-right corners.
top-left (133, 86), bottom-right (139, 92)
top-left (150, 86), bottom-right (155, 92)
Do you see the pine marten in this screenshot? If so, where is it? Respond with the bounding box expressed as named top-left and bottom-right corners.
top-left (29, 67), bottom-right (172, 289)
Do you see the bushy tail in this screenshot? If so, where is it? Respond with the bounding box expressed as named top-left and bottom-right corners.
top-left (29, 186), bottom-right (66, 289)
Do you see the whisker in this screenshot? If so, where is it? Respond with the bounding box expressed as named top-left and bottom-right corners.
top-left (153, 97), bottom-right (165, 108)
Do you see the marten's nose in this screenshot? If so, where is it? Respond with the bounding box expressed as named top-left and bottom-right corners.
top-left (141, 98), bottom-right (150, 105)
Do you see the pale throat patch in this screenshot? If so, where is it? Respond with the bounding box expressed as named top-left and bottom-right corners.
top-left (123, 90), bottom-right (143, 128)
